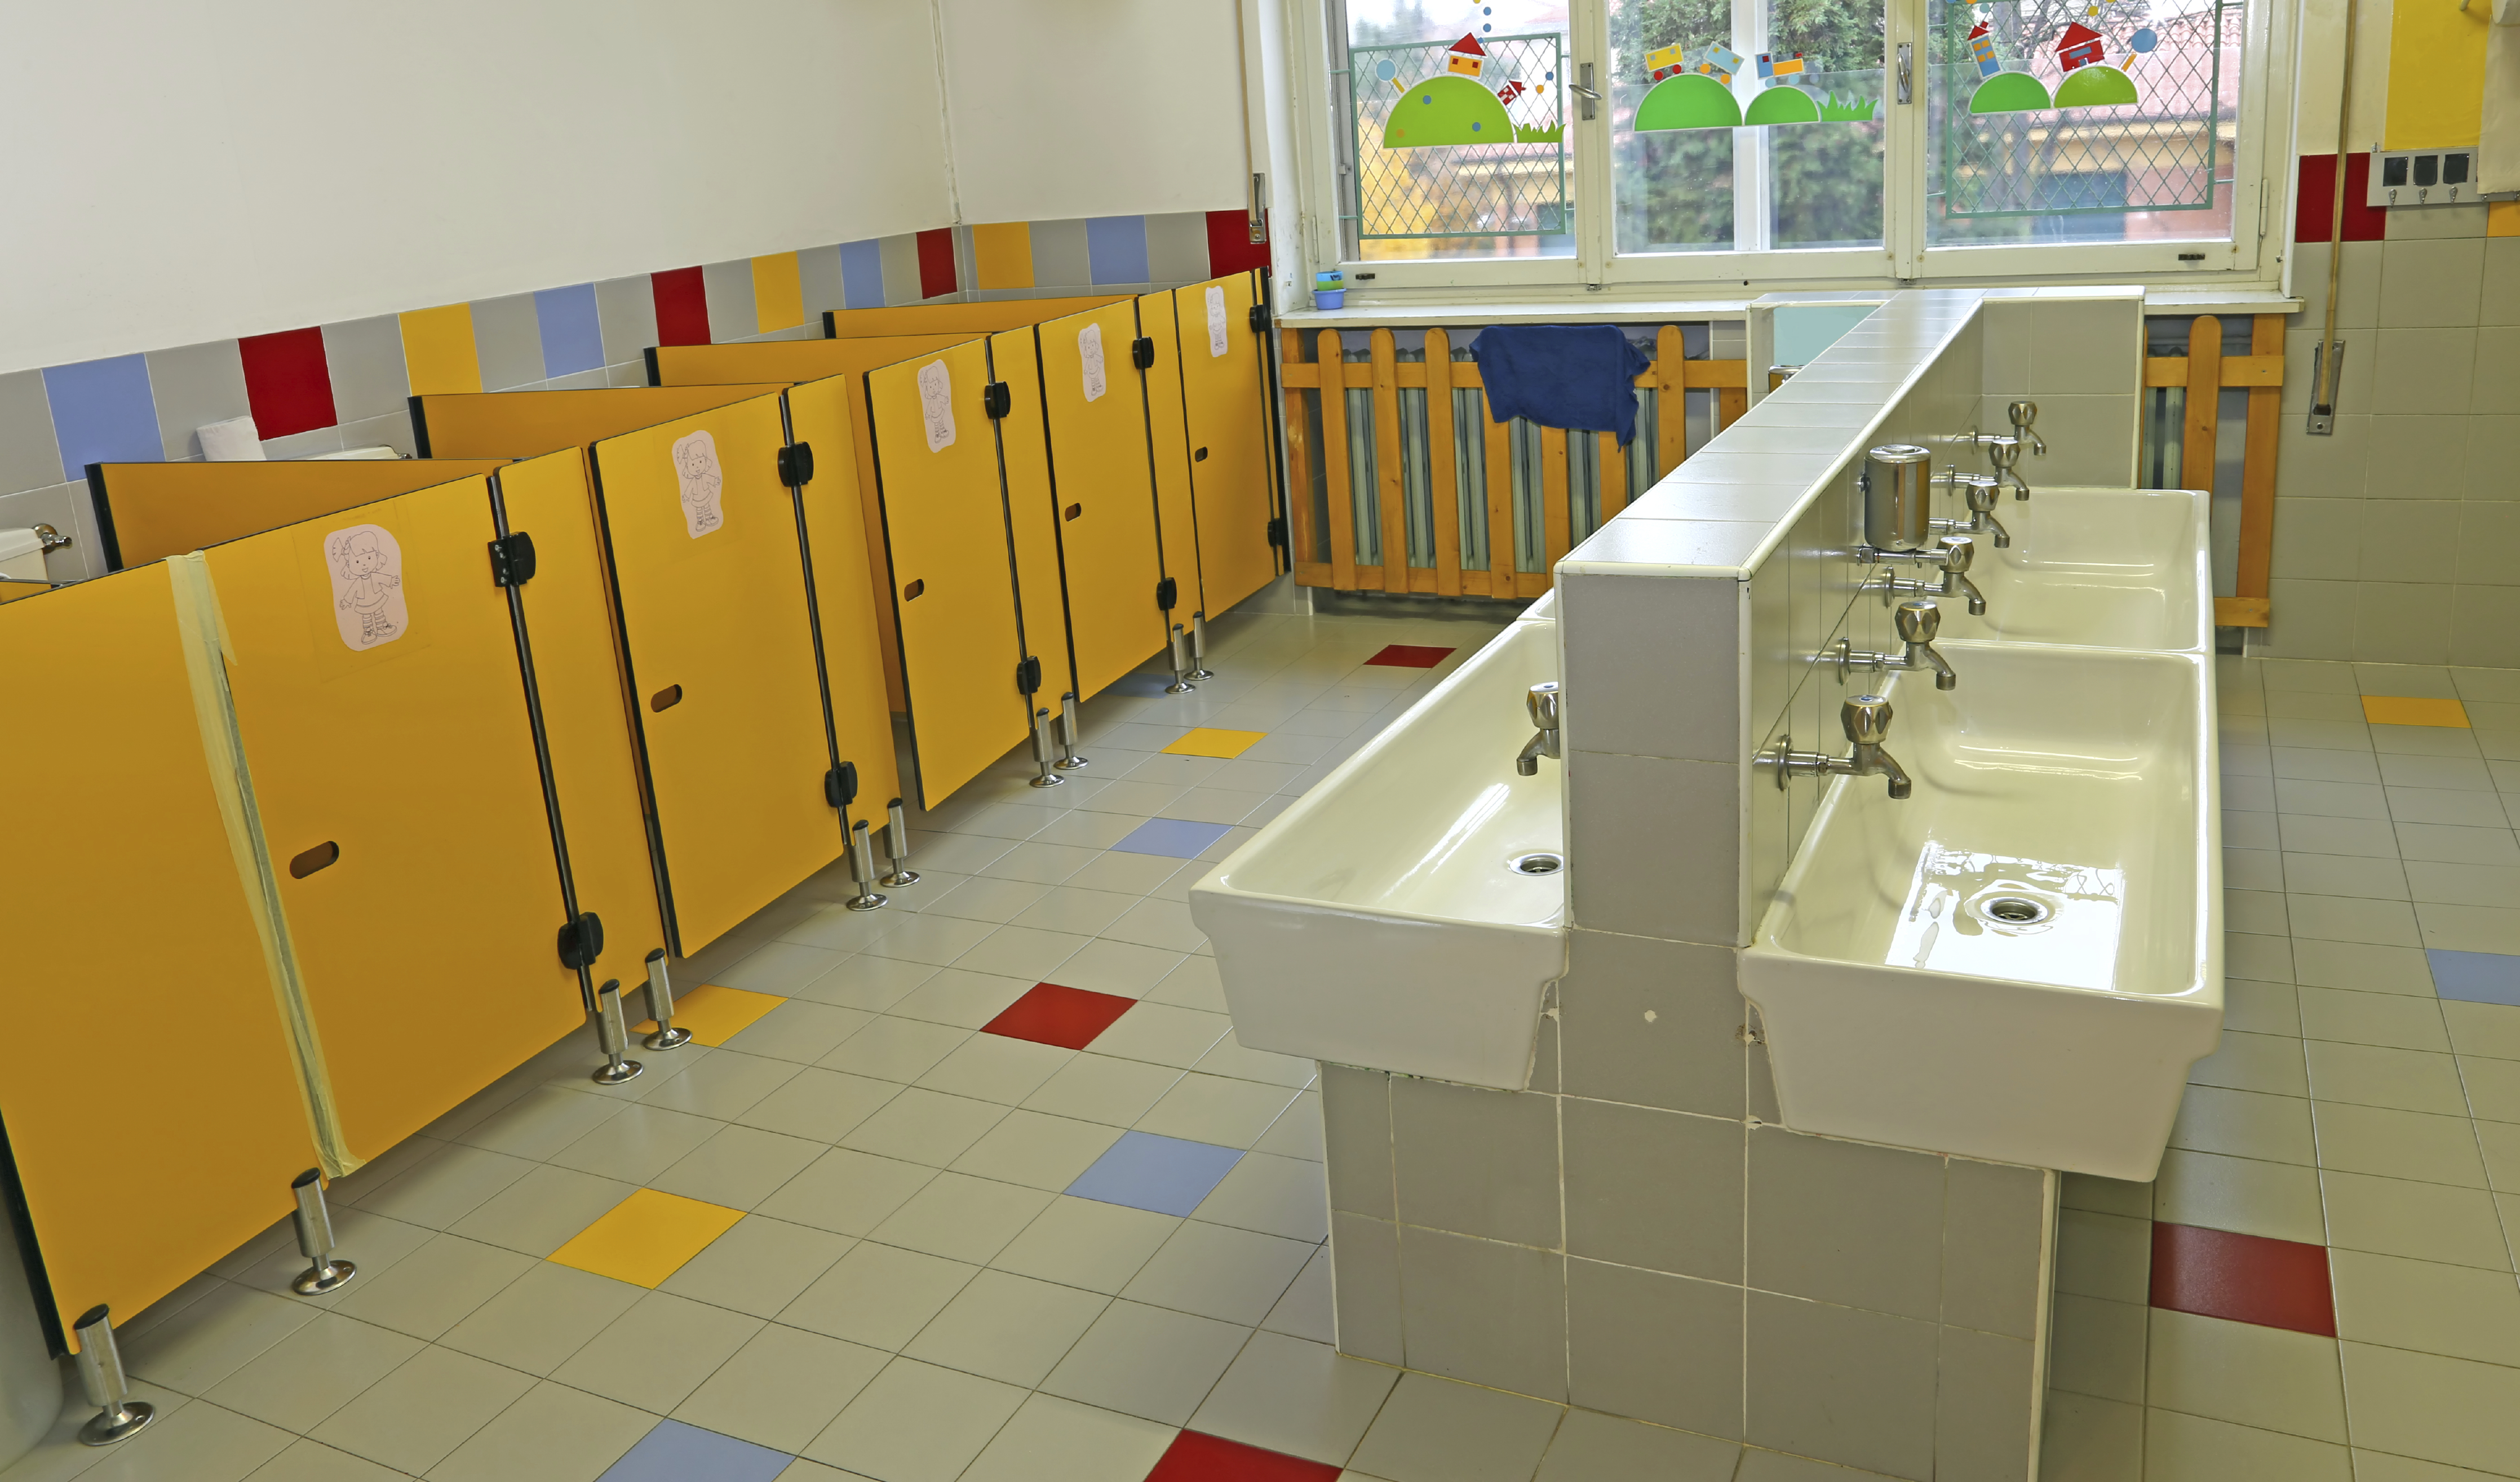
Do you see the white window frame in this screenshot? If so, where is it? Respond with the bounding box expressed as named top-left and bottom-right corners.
top-left (1280, 0), bottom-right (2300, 301)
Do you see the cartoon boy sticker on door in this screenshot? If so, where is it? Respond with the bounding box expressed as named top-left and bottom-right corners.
top-left (672, 429), bottom-right (725, 538)
top-left (324, 523), bottom-right (408, 651)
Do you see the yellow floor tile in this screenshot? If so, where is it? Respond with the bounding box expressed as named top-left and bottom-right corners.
top-left (547, 1188), bottom-right (743, 1287)
top-left (1163, 727), bottom-right (1268, 760)
top-left (633, 983), bottom-right (783, 1046)
top-left (2362, 696), bottom-right (2470, 729)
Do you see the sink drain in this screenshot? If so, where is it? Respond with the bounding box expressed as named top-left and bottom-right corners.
top-left (1977, 895), bottom-right (2053, 926)
top-left (1510, 853), bottom-right (1564, 876)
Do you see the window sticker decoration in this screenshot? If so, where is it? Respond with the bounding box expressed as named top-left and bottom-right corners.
top-left (1349, 23), bottom-right (1566, 243)
top-left (671, 429), bottom-right (725, 538)
top-left (324, 524), bottom-right (407, 651)
top-left (918, 361), bottom-right (954, 452)
top-left (1967, 9), bottom-right (2142, 113)
top-left (1636, 38), bottom-right (1878, 131)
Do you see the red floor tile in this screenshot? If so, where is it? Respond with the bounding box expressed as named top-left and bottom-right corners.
top-left (981, 982), bottom-right (1137, 1050)
top-left (1363, 644), bottom-right (1453, 668)
top-left (1144, 1430), bottom-right (1340, 1482)
top-left (2150, 1221), bottom-right (2335, 1337)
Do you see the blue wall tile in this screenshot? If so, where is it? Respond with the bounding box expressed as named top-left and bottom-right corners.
top-left (534, 285), bottom-right (606, 379)
top-left (1086, 216), bottom-right (1152, 286)
top-left (838, 240), bottom-right (887, 310)
top-left (42, 356), bottom-right (160, 473)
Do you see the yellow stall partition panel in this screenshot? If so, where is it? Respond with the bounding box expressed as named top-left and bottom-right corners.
top-left (781, 374), bottom-right (902, 811)
top-left (824, 295), bottom-right (1124, 341)
top-left (1136, 290), bottom-right (1204, 616)
top-left (1173, 272), bottom-right (1283, 614)
top-left (88, 460), bottom-right (510, 570)
top-left (414, 387), bottom-right (777, 460)
top-left (989, 328), bottom-right (1076, 708)
top-left (590, 394), bottom-right (839, 956)
top-left (1035, 301), bottom-right (1169, 703)
top-left (492, 450), bottom-right (667, 974)
top-left (0, 567), bottom-right (318, 1345)
top-left (865, 340), bottom-right (1031, 809)
top-left (204, 476), bottom-right (576, 1164)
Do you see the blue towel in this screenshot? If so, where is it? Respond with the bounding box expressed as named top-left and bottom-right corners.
top-left (1470, 326), bottom-right (1652, 445)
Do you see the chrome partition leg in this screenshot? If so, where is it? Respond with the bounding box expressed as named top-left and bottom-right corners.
top-left (845, 819), bottom-right (888, 911)
top-left (1166, 625), bottom-right (1196, 694)
top-left (1055, 692), bottom-right (1088, 771)
top-left (72, 1307), bottom-right (150, 1445)
top-left (1189, 611), bottom-right (1215, 679)
top-left (641, 949), bottom-right (689, 1050)
top-left (880, 797), bottom-right (920, 885)
top-left (1029, 707), bottom-right (1065, 787)
top-left (288, 1169), bottom-right (355, 1295)
top-left (591, 979), bottom-right (642, 1084)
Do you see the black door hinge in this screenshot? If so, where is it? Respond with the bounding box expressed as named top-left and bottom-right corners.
top-left (1131, 336), bottom-right (1155, 370)
top-left (1016, 655), bottom-right (1043, 696)
top-left (777, 442), bottom-right (816, 487)
top-left (826, 761), bottom-right (858, 810)
top-left (488, 531), bottom-right (537, 587)
top-left (983, 381), bottom-right (1012, 418)
top-left (557, 910), bottom-right (605, 970)
top-left (1155, 576), bottom-right (1179, 611)
top-left (1248, 304), bottom-right (1270, 335)
top-left (1265, 516), bottom-right (1288, 549)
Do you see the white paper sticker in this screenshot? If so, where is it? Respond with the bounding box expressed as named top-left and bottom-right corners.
top-left (324, 523), bottom-right (408, 652)
top-left (1206, 285), bottom-right (1230, 358)
top-left (671, 429), bottom-right (725, 538)
top-left (1079, 323), bottom-right (1108, 402)
top-left (918, 361), bottom-right (956, 452)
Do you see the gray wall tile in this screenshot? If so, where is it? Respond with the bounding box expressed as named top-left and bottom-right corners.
top-left (703, 260), bottom-right (758, 345)
top-left (1566, 1259), bottom-right (1742, 1437)
top-left (0, 371), bottom-right (63, 495)
top-left (321, 317), bottom-right (410, 424)
top-left (2376, 238), bottom-right (2486, 329)
top-left (595, 277), bottom-right (660, 368)
top-left (2483, 239), bottom-right (2520, 326)
top-left (1398, 1226), bottom-right (1566, 1400)
top-left (2360, 416), bottom-right (2463, 500)
top-left (1390, 1078), bottom-right (1559, 1248)
top-left (2360, 499), bottom-right (2458, 582)
top-left (1567, 751), bottom-right (1741, 943)
top-left (336, 410), bottom-right (417, 458)
top-left (1559, 571), bottom-right (1741, 761)
top-left (2263, 578), bottom-right (2359, 660)
top-left (1564, 1099), bottom-right (1741, 1281)
top-left (1321, 1064), bottom-right (1393, 1218)
top-left (1330, 1212), bottom-right (1403, 1364)
top-left (879, 234), bottom-right (926, 306)
top-left (2473, 327), bottom-right (2520, 415)
top-left (2271, 498), bottom-right (2360, 581)
top-left (1940, 1160), bottom-right (2047, 1340)
top-left (2354, 580), bottom-right (2454, 664)
top-left (1748, 1128), bottom-right (1943, 1321)
top-left (0, 482), bottom-right (94, 582)
top-left (2452, 585), bottom-right (2520, 668)
top-left (2048, 1293), bottom-right (2147, 1404)
top-left (1536, 1409), bottom-right (1743, 1480)
top-left (1556, 929), bottom-right (1744, 1116)
top-left (143, 340), bottom-right (249, 460)
top-left (1144, 212), bottom-right (1211, 285)
top-left (1745, 1292), bottom-right (1937, 1480)
top-left (2386, 202), bottom-right (2488, 240)
top-left (798, 245), bottom-right (847, 320)
top-left (261, 425), bottom-right (343, 459)
top-left (1030, 219), bottom-right (1092, 290)
top-left (470, 293), bottom-right (544, 392)
top-left (1934, 1326), bottom-right (2036, 1482)
top-left (2370, 328), bottom-right (2476, 416)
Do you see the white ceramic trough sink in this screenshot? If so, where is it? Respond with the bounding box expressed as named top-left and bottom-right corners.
top-left (1189, 618), bottom-right (1565, 1089)
top-left (1923, 485), bottom-right (2210, 653)
top-left (1743, 642), bottom-right (2221, 1179)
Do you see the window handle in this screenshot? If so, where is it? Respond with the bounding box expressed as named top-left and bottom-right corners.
top-left (1896, 43), bottom-right (1913, 104)
top-left (1573, 63), bottom-right (1599, 119)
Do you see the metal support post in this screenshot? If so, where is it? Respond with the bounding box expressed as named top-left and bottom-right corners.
top-left (641, 949), bottom-right (689, 1050)
top-left (845, 819), bottom-right (888, 911)
top-left (880, 797), bottom-right (920, 885)
top-left (72, 1307), bottom-right (151, 1445)
top-left (1055, 692), bottom-right (1088, 770)
top-left (288, 1169), bottom-right (356, 1295)
top-left (591, 979), bottom-right (642, 1084)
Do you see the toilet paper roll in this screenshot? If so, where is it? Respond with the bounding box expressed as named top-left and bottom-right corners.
top-left (197, 415), bottom-right (266, 462)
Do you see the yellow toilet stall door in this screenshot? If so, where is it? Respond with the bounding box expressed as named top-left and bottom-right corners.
top-left (781, 375), bottom-right (904, 810)
top-left (1037, 301), bottom-right (1170, 703)
top-left (1175, 272), bottom-right (1282, 614)
top-left (590, 396), bottom-right (838, 957)
top-left (207, 476), bottom-right (577, 1164)
top-left (0, 567), bottom-right (318, 1341)
top-left (989, 328), bottom-right (1077, 708)
top-left (866, 340), bottom-right (1030, 810)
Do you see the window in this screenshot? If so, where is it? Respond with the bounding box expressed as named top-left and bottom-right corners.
top-left (1305, 0), bottom-right (2286, 289)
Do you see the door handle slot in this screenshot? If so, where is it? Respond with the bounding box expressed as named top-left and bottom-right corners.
top-left (650, 685), bottom-right (684, 712)
top-left (289, 841), bottom-right (339, 879)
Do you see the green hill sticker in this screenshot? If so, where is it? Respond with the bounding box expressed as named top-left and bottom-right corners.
top-left (1743, 86), bottom-right (1821, 126)
top-left (2054, 64), bottom-right (2139, 107)
top-left (1383, 75), bottom-right (1516, 147)
top-left (1635, 73), bottom-right (1742, 131)
top-left (1969, 70), bottom-right (2054, 113)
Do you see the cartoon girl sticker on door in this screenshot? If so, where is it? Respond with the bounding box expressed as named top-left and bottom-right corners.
top-left (672, 429), bottom-right (725, 538)
top-left (323, 523), bottom-right (408, 651)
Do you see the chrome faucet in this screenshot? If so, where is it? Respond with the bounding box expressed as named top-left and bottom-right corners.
top-left (1866, 533), bottom-right (1986, 616)
top-left (2009, 400), bottom-right (2046, 457)
top-left (1930, 468), bottom-right (2012, 548)
top-left (1516, 682), bottom-right (1561, 777)
top-left (1941, 429), bottom-right (2031, 500)
top-left (1830, 600), bottom-right (1957, 691)
top-left (1774, 695), bottom-right (1912, 800)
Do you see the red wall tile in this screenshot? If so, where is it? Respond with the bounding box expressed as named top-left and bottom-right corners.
top-left (652, 267), bottom-right (711, 346)
top-left (1207, 208), bottom-right (1273, 277)
top-left (2295, 154), bottom-right (2387, 243)
top-left (2151, 1222), bottom-right (2336, 1337)
top-left (916, 228), bottom-right (959, 300)
top-left (237, 327), bottom-right (338, 440)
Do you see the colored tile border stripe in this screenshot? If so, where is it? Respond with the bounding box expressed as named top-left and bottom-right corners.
top-left (2150, 1221), bottom-right (2335, 1337)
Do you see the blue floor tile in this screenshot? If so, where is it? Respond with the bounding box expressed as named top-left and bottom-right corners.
top-left (1112, 818), bottom-right (1236, 859)
top-left (1066, 1130), bottom-right (1245, 1215)
top-left (2428, 948), bottom-right (2520, 1007)
top-left (599, 1420), bottom-right (790, 1482)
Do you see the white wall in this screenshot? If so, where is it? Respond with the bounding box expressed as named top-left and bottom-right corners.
top-left (937, 0), bottom-right (1250, 225)
top-left (0, 0), bottom-right (954, 372)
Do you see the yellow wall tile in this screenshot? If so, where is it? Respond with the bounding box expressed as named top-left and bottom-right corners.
top-left (2490, 202), bottom-right (2520, 239)
top-left (2383, 2), bottom-right (2490, 149)
top-left (970, 223), bottom-right (1035, 292)
top-left (398, 304), bottom-right (482, 396)
top-left (751, 251), bottom-right (804, 334)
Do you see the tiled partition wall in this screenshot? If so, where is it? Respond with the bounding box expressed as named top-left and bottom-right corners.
top-left (0, 209), bottom-right (1269, 584)
top-left (1315, 291), bottom-right (2147, 1480)
top-left (2259, 166), bottom-right (2520, 665)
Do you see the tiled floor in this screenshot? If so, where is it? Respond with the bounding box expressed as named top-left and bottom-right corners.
top-left (2043, 655), bottom-right (2520, 1481)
